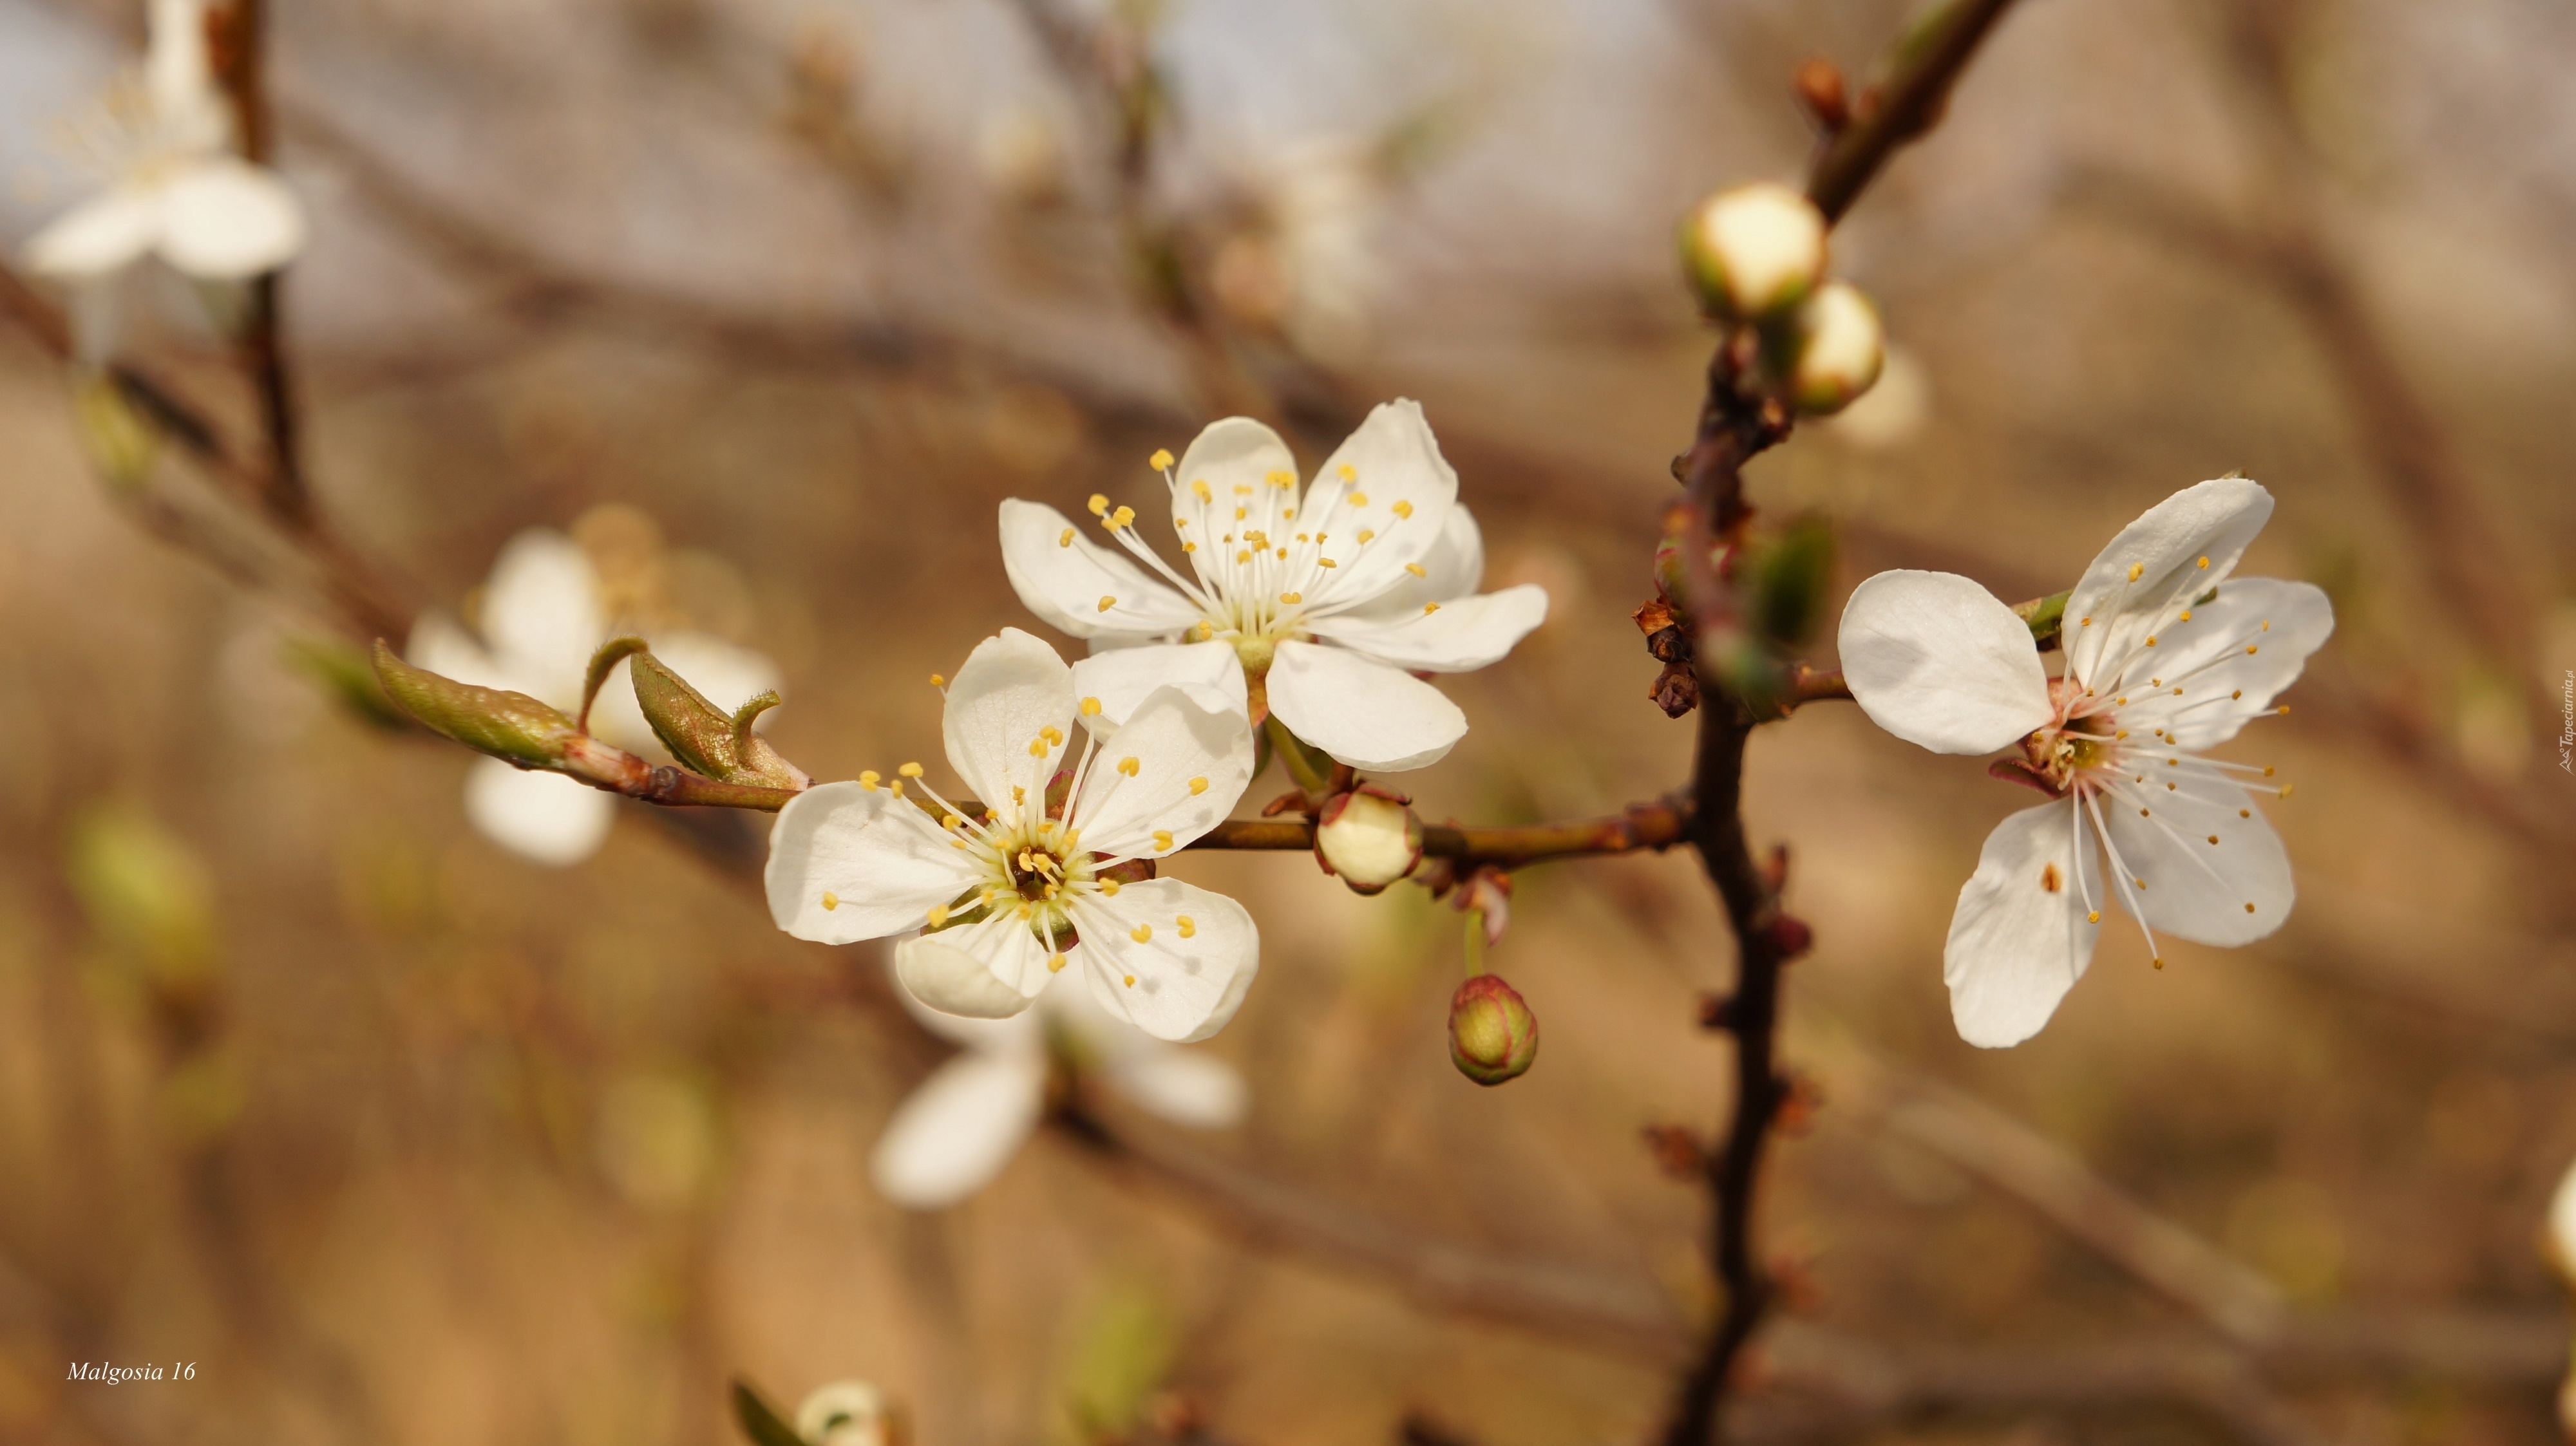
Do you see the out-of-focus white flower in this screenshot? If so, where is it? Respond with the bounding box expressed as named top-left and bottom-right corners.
top-left (410, 529), bottom-right (780, 867)
top-left (872, 961), bottom-right (1246, 1208)
top-left (1838, 479), bottom-right (2332, 1047)
top-left (24, 0), bottom-right (305, 290)
top-left (1828, 344), bottom-right (1932, 451)
top-left (766, 628), bottom-right (1261, 1042)
top-left (2551, 1158), bottom-right (2576, 1438)
top-left (1681, 182), bottom-right (1826, 319)
top-left (795, 1380), bottom-right (893, 1446)
top-left (998, 400), bottom-right (1548, 772)
top-left (1262, 136), bottom-right (1384, 361)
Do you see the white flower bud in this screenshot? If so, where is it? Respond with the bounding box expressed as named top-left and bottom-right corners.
top-left (1312, 785), bottom-right (1423, 895)
top-left (1788, 281), bottom-right (1885, 416)
top-left (796, 1380), bottom-right (895, 1446)
top-left (1681, 182), bottom-right (1827, 319)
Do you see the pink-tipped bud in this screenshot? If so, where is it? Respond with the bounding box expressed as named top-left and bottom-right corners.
top-left (1448, 975), bottom-right (1539, 1086)
top-left (1313, 785), bottom-right (1423, 895)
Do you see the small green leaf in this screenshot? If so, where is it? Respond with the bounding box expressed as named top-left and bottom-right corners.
top-left (731, 1379), bottom-right (806, 1446)
top-left (579, 637), bottom-right (651, 732)
top-left (370, 641), bottom-right (580, 769)
top-left (632, 655), bottom-right (808, 789)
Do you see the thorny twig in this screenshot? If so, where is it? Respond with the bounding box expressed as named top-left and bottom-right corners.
top-left (1659, 3), bottom-right (2025, 1440)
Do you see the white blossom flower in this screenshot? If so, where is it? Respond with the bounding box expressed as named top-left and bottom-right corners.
top-left (24, 0), bottom-right (306, 290)
top-left (871, 962), bottom-right (1246, 1208)
top-left (766, 627), bottom-right (1261, 1042)
top-left (1838, 478), bottom-right (2333, 1048)
top-left (409, 529), bottom-right (781, 867)
top-left (997, 400), bottom-right (1548, 773)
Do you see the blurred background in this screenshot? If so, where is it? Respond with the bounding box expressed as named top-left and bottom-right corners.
top-left (1, 0), bottom-right (2573, 1441)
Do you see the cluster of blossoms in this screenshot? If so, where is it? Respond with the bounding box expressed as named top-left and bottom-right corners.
top-left (23, 0), bottom-right (307, 353)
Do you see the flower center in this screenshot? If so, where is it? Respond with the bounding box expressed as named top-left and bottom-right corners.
top-left (2022, 678), bottom-right (2129, 794)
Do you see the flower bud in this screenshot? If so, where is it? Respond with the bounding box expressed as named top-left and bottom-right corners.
top-left (1448, 974), bottom-right (1539, 1086)
top-left (1786, 281), bottom-right (1884, 416)
top-left (1312, 785), bottom-right (1423, 894)
top-left (630, 652), bottom-right (809, 789)
top-left (372, 641), bottom-right (581, 770)
top-left (1681, 182), bottom-right (1827, 319)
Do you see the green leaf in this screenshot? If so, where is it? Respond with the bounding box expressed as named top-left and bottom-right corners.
top-left (631, 654), bottom-right (808, 789)
top-left (370, 641), bottom-right (581, 770)
top-left (731, 1379), bottom-right (806, 1446)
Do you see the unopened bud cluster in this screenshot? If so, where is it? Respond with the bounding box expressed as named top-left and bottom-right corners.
top-left (1679, 183), bottom-right (1885, 417)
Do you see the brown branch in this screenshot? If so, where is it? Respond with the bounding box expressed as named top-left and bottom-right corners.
top-left (1193, 798), bottom-right (1691, 870)
top-left (1662, 5), bottom-right (2029, 1440)
top-left (210, 0), bottom-right (312, 529)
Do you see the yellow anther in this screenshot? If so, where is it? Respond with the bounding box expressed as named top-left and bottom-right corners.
top-left (1010, 787), bottom-right (1025, 803)
top-left (2166, 782), bottom-right (2176, 791)
top-left (859, 769), bottom-right (881, 791)
top-left (2246, 644), bottom-right (2259, 655)
top-left (1043, 728), bottom-right (1065, 746)
top-left (2231, 689), bottom-right (2242, 700)
top-left (1177, 915), bottom-right (1197, 938)
top-left (1236, 550), bottom-right (1253, 564)
top-left (2262, 765), bottom-right (2275, 778)
top-left (1176, 517), bottom-right (1190, 530)
top-left (1043, 882), bottom-right (1059, 899)
top-left (1110, 505), bottom-right (1136, 529)
top-left (1117, 756), bottom-right (1141, 776)
top-left (2127, 562), bottom-right (2143, 582)
top-left (1122, 973), bottom-right (1136, 988)
top-left (1338, 464), bottom-right (1356, 482)
top-left (1081, 696), bottom-right (1103, 716)
top-left (2244, 902), bottom-right (2256, 913)
top-left (1088, 493), bottom-right (1109, 516)
top-left (1234, 484), bottom-right (1253, 495)
top-left (1059, 527), bottom-right (1075, 548)
top-left (2086, 910), bottom-right (2101, 923)
top-left (1047, 953), bottom-right (1067, 972)
top-left (1280, 591), bottom-right (1303, 604)
top-left (1152, 829), bottom-right (1175, 850)
top-left (1149, 447), bottom-right (1175, 471)
top-left (1283, 507), bottom-right (1296, 520)
top-left (1350, 491), bottom-right (1370, 506)
top-left (2206, 834), bottom-right (2219, 845)
top-left (1099, 595), bottom-right (1116, 612)
top-left (2153, 957), bottom-right (2165, 970)
top-left (2275, 704), bottom-right (2291, 715)
top-left (822, 891), bottom-right (840, 911)
top-left (2145, 635), bottom-right (2157, 647)
top-left (889, 780), bottom-right (905, 798)
top-left (2239, 808), bottom-right (2249, 819)
top-left (1267, 470), bottom-right (1294, 489)
top-left (1277, 547), bottom-right (1288, 560)
top-left (1296, 532), bottom-right (1310, 543)
top-left (1425, 602), bottom-right (1440, 614)
top-left (1318, 558), bottom-right (1338, 568)
top-left (931, 672), bottom-right (947, 688)
top-left (2139, 807), bottom-right (2150, 816)
top-left (2116, 697), bottom-right (2128, 706)
top-left (1391, 500), bottom-right (1414, 518)
top-left (1188, 776), bottom-right (1208, 795)
top-left (2197, 556), bottom-right (2210, 569)
top-left (2173, 687), bottom-right (2183, 696)
top-left (1235, 506), bottom-right (1248, 520)
top-left (1016, 901), bottom-right (1031, 918)
top-left (2179, 610), bottom-right (2192, 622)
top-left (1131, 923), bottom-right (1153, 943)
top-left (2152, 679), bottom-right (2163, 688)
top-left (1029, 737), bottom-right (1048, 757)
top-left (1183, 542), bottom-right (1198, 553)
top-left (1357, 529), bottom-right (1376, 543)
top-left (1193, 621), bottom-right (1216, 641)
top-left (2115, 730), bottom-right (2128, 739)
top-left (899, 762), bottom-right (924, 778)
top-left (2166, 757), bottom-right (2177, 767)
top-left (2277, 784), bottom-right (2295, 799)
top-left (1101, 878), bottom-right (1121, 897)
top-left (1192, 478), bottom-right (1211, 502)
top-left (927, 903), bottom-right (947, 926)
top-left (2080, 617), bottom-right (2092, 626)
top-left (1405, 562), bottom-right (1426, 577)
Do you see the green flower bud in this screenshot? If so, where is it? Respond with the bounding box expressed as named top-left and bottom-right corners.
top-left (1313, 785), bottom-right (1423, 894)
top-left (1681, 182), bottom-right (1827, 319)
top-left (370, 641), bottom-right (580, 770)
top-left (1448, 974), bottom-right (1539, 1086)
top-left (1788, 281), bottom-right (1885, 415)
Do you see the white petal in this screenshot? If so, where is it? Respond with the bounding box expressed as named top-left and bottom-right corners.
top-left (2549, 1160), bottom-right (2576, 1270)
top-left (940, 628), bottom-right (1077, 820)
top-left (1168, 417), bottom-right (1299, 592)
top-left (891, 956), bottom-right (1044, 1050)
top-left (1102, 1046), bottom-right (1248, 1129)
top-left (764, 782), bottom-right (978, 944)
top-left (998, 498), bottom-right (1199, 640)
top-left (464, 758), bottom-right (614, 867)
top-left (1307, 583), bottom-right (1547, 673)
top-left (1068, 684), bottom-right (1256, 858)
top-left (407, 612), bottom-right (513, 691)
top-left (479, 529), bottom-right (604, 707)
top-left (1944, 800), bottom-right (2100, 1048)
top-left (1067, 639), bottom-right (1245, 735)
top-left (2096, 772), bottom-right (2291, 948)
top-left (1266, 639), bottom-right (1466, 771)
top-left (24, 187), bottom-right (162, 280)
top-left (157, 160), bottom-right (306, 279)
top-left (1838, 570), bottom-right (2053, 755)
top-left (2103, 579), bottom-right (2333, 751)
top-left (2065, 479), bottom-right (2274, 691)
top-left (1071, 879), bottom-right (1260, 1042)
top-left (895, 915), bottom-right (1053, 1017)
top-left (867, 1047), bottom-right (1047, 1208)
top-left (1295, 399), bottom-right (1460, 612)
top-left (1333, 503), bottom-right (1485, 621)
